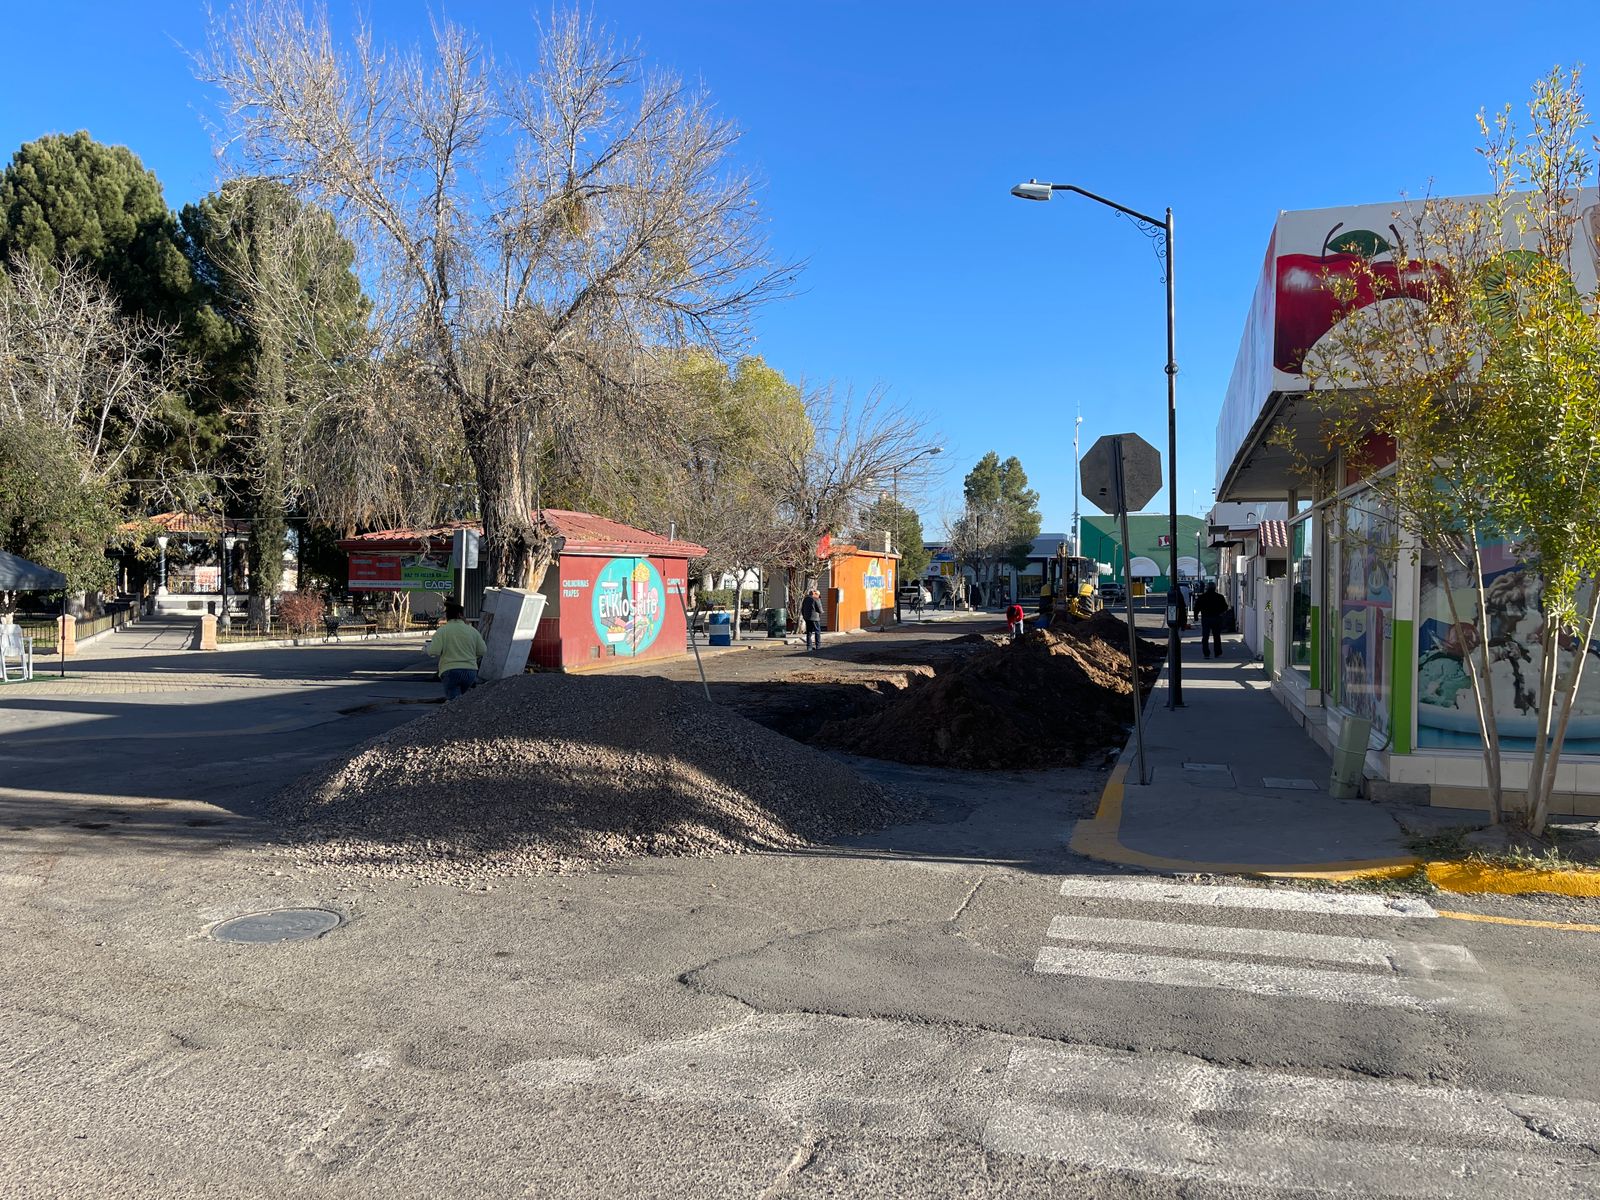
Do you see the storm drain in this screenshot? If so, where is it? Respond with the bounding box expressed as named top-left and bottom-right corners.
top-left (211, 908), bottom-right (342, 943)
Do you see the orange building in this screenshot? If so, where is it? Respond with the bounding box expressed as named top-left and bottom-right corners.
top-left (825, 544), bottom-right (899, 632)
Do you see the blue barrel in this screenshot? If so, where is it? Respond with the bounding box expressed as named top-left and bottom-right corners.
top-left (708, 611), bottom-right (733, 646)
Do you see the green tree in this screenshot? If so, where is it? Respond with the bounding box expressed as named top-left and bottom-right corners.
top-left (179, 178), bottom-right (369, 617)
top-left (959, 451), bottom-right (1042, 591)
top-left (1297, 67), bottom-right (1600, 836)
top-left (0, 132), bottom-right (194, 324)
top-left (0, 132), bottom-right (225, 497)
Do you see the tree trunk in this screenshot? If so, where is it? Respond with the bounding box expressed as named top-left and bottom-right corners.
top-left (1528, 583), bottom-right (1600, 836)
top-left (459, 398), bottom-right (552, 592)
top-left (1439, 542), bottom-right (1503, 824)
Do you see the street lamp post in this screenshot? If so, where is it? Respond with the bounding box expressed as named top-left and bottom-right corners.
top-left (889, 445), bottom-right (943, 623)
top-left (155, 535), bottom-right (169, 597)
top-left (1011, 179), bottom-right (1183, 708)
top-left (222, 533), bottom-right (237, 632)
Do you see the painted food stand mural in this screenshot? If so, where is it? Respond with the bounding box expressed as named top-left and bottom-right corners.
top-left (591, 557), bottom-right (665, 657)
top-left (558, 554), bottom-right (688, 666)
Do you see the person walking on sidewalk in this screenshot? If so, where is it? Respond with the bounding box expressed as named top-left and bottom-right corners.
top-left (1193, 582), bottom-right (1230, 659)
top-left (800, 588), bottom-right (825, 652)
top-left (426, 600), bottom-right (488, 699)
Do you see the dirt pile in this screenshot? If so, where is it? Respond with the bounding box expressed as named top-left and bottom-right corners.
top-left (817, 615), bottom-right (1163, 770)
top-left (271, 673), bottom-right (916, 884)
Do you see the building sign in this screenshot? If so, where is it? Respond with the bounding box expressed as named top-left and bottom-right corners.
top-left (591, 557), bottom-right (665, 656)
top-left (863, 558), bottom-right (890, 624)
top-left (348, 551), bottom-right (454, 592)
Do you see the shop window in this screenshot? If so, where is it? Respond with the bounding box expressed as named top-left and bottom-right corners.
top-left (1290, 515), bottom-right (1315, 674)
top-left (1337, 493), bottom-right (1395, 735)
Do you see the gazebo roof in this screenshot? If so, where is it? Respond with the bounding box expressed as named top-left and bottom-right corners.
top-left (121, 512), bottom-right (253, 538)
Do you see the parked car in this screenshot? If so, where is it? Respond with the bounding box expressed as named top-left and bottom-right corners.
top-left (1100, 583), bottom-right (1126, 606)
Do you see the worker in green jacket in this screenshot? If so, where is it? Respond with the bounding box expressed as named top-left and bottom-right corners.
top-left (426, 600), bottom-right (488, 700)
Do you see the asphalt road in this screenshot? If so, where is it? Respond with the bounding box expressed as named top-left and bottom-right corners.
top-left (3, 622), bottom-right (1599, 1198)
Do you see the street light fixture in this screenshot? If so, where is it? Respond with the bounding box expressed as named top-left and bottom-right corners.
top-left (1010, 178), bottom-right (1184, 708)
top-left (155, 535), bottom-right (169, 597)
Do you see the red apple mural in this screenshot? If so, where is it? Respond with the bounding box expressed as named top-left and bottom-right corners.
top-left (1273, 223), bottom-right (1451, 373)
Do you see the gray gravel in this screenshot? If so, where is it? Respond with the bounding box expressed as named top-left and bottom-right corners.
top-left (269, 673), bottom-right (916, 884)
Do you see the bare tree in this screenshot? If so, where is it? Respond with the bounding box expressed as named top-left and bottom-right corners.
top-left (0, 256), bottom-right (198, 603)
top-left (199, 4), bottom-right (794, 589)
top-left (770, 384), bottom-right (938, 613)
top-left (0, 255), bottom-right (190, 489)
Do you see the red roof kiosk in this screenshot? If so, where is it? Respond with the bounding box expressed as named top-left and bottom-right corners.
top-left (338, 510), bottom-right (706, 671)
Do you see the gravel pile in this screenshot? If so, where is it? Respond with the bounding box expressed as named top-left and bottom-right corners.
top-left (270, 673), bottom-right (914, 884)
top-left (817, 615), bottom-right (1163, 770)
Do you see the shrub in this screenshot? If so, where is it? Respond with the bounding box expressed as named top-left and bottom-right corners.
top-left (278, 589), bottom-right (328, 636)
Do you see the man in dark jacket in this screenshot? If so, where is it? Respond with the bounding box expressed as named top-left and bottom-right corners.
top-left (800, 587), bottom-right (825, 652)
top-left (1193, 582), bottom-right (1231, 659)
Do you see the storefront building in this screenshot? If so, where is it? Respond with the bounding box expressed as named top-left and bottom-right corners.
top-left (1216, 193), bottom-right (1600, 816)
top-left (1079, 515), bottom-right (1215, 594)
top-left (339, 510), bottom-right (705, 672)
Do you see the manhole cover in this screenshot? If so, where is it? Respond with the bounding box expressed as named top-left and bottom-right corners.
top-left (211, 908), bottom-right (342, 943)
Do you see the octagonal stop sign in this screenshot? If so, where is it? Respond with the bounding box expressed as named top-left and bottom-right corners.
top-left (1080, 433), bottom-right (1161, 515)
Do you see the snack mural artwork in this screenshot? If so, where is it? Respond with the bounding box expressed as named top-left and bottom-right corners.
top-left (590, 557), bottom-right (666, 656)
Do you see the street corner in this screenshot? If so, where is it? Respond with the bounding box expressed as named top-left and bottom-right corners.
top-left (1070, 757), bottom-right (1421, 880)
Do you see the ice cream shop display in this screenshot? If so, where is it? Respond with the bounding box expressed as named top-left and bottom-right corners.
top-left (338, 511), bottom-right (705, 671)
top-left (1214, 189), bottom-right (1600, 816)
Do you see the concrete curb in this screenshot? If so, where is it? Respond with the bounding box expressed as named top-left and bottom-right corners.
top-left (211, 630), bottom-right (426, 652)
top-left (1069, 757), bottom-right (1421, 877)
top-left (1074, 683), bottom-right (1600, 897)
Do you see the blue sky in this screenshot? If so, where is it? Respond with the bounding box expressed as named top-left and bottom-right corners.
top-left (5, 2), bottom-right (1597, 532)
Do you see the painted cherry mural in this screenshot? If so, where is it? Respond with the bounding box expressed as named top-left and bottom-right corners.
top-left (1273, 223), bottom-right (1451, 373)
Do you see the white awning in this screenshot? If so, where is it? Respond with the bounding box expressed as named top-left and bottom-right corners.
top-left (1127, 556), bottom-right (1161, 578)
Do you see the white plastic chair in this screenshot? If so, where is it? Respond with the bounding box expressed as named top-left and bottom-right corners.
top-left (1, 624), bottom-right (33, 682)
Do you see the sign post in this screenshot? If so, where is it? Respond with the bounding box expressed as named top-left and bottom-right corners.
top-left (452, 528), bottom-right (480, 608)
top-left (1081, 433), bottom-right (1162, 786)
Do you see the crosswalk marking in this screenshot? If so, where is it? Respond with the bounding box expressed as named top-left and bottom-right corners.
top-left (984, 1044), bottom-right (1600, 1199)
top-left (1034, 945), bottom-right (1506, 1014)
top-left (1057, 876), bottom-right (1438, 918)
top-left (1045, 914), bottom-right (1483, 973)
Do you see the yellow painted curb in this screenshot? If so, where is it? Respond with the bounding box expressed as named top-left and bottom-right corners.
top-left (1425, 860), bottom-right (1600, 898)
top-left (1071, 732), bottom-right (1600, 896)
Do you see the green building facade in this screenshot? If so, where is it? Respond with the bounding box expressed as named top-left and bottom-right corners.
top-left (1078, 514), bottom-right (1217, 593)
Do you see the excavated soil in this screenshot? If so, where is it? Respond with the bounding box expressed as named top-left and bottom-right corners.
top-left (816, 612), bottom-right (1163, 770)
top-left (271, 673), bottom-right (915, 884)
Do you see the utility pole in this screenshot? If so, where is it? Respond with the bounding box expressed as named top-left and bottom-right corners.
top-left (1072, 407), bottom-right (1083, 559)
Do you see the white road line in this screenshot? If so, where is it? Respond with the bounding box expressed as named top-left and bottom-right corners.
top-left (1033, 946), bottom-right (1506, 1014)
top-left (1058, 877), bottom-right (1437, 918)
top-left (984, 1044), bottom-right (1600, 1199)
top-left (1044, 914), bottom-right (1482, 974)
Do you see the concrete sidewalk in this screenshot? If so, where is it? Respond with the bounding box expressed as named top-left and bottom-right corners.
top-left (1072, 641), bottom-right (1418, 875)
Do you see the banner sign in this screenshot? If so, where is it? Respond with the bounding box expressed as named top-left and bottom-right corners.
top-left (348, 552), bottom-right (454, 592)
